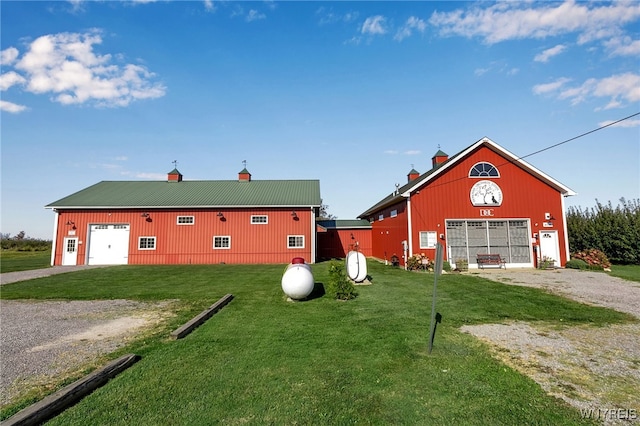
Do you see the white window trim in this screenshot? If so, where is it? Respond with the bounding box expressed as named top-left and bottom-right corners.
top-left (138, 236), bottom-right (157, 250)
top-left (251, 215), bottom-right (269, 224)
top-left (419, 231), bottom-right (437, 249)
top-left (213, 235), bottom-right (231, 250)
top-left (469, 162), bottom-right (500, 178)
top-left (287, 235), bottom-right (305, 249)
top-left (390, 209), bottom-right (398, 218)
top-left (177, 216), bottom-right (195, 225)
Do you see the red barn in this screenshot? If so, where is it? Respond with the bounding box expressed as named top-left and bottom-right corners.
top-left (316, 219), bottom-right (372, 260)
top-left (359, 137), bottom-right (576, 269)
top-left (46, 168), bottom-right (322, 265)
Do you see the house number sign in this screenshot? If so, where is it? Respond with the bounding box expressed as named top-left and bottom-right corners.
top-left (480, 209), bottom-right (494, 217)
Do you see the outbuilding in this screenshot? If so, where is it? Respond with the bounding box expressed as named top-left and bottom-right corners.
top-left (359, 137), bottom-right (576, 269)
top-left (46, 168), bottom-right (322, 265)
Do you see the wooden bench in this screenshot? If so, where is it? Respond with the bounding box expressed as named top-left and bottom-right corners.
top-left (476, 254), bottom-right (506, 269)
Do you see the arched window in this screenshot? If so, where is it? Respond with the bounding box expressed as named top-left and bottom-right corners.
top-left (469, 162), bottom-right (499, 177)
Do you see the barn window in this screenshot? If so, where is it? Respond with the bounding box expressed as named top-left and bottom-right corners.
top-left (213, 236), bottom-right (231, 249)
top-left (177, 216), bottom-right (195, 225)
top-left (138, 237), bottom-right (156, 250)
top-left (251, 215), bottom-right (268, 224)
top-left (469, 162), bottom-right (499, 177)
top-left (419, 231), bottom-right (437, 249)
top-left (288, 235), bottom-right (304, 248)
top-left (390, 209), bottom-right (398, 218)
top-left (378, 214), bottom-right (384, 221)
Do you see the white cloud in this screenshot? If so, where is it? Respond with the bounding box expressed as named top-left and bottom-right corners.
top-left (204, 0), bottom-right (215, 12)
top-left (0, 71), bottom-right (26, 90)
top-left (384, 150), bottom-right (398, 155)
top-left (394, 16), bottom-right (427, 41)
top-left (533, 73), bottom-right (640, 109)
top-left (1, 47), bottom-right (19, 65)
top-left (316, 7), bottom-right (359, 25)
top-left (3, 31), bottom-right (165, 108)
top-left (429, 1), bottom-right (640, 45)
top-left (603, 36), bottom-right (640, 57)
top-left (598, 118), bottom-right (640, 128)
top-left (361, 16), bottom-right (387, 35)
top-left (534, 44), bottom-right (567, 63)
top-left (246, 9), bottom-right (266, 22)
top-left (405, 150), bottom-right (421, 155)
top-left (532, 77), bottom-right (572, 95)
top-left (0, 100), bottom-right (28, 113)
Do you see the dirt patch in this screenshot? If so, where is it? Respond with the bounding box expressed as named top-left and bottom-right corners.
top-left (462, 269), bottom-right (640, 424)
top-left (462, 322), bottom-right (640, 424)
top-left (0, 299), bottom-right (179, 407)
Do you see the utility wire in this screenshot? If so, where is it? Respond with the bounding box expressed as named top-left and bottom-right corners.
top-left (518, 112), bottom-right (640, 161)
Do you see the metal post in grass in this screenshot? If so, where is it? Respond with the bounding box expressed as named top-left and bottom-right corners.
top-left (428, 243), bottom-right (444, 354)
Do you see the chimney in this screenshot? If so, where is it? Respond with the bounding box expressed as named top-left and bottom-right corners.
top-left (407, 168), bottom-right (420, 182)
top-left (167, 168), bottom-right (183, 182)
top-left (238, 168), bottom-right (251, 182)
top-left (431, 149), bottom-right (448, 169)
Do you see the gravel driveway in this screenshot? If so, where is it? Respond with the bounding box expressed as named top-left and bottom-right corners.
top-left (1, 295), bottom-right (176, 407)
top-left (464, 268), bottom-right (640, 424)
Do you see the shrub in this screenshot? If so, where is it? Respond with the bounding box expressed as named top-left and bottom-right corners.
top-left (442, 261), bottom-right (451, 272)
top-left (567, 198), bottom-right (640, 265)
top-left (565, 259), bottom-right (589, 270)
top-left (327, 261), bottom-right (357, 301)
top-left (571, 249), bottom-right (611, 269)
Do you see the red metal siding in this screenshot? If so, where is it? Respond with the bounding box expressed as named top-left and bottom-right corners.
top-left (413, 146), bottom-right (568, 265)
top-left (317, 228), bottom-right (372, 259)
top-left (369, 202), bottom-right (409, 265)
top-left (367, 145), bottom-right (570, 266)
top-left (53, 208), bottom-right (315, 265)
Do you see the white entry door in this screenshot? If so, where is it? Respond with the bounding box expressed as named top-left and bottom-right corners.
top-left (539, 230), bottom-right (560, 267)
top-left (88, 224), bottom-right (130, 265)
top-left (62, 237), bottom-right (78, 266)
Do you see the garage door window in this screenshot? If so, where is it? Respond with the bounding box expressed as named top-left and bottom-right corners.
top-left (138, 236), bottom-right (156, 250)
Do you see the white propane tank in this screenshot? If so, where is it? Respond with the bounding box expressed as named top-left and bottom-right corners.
top-left (281, 259), bottom-right (314, 300)
top-left (346, 251), bottom-right (367, 283)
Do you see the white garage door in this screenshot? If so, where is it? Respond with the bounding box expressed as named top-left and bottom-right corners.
top-left (88, 224), bottom-right (130, 265)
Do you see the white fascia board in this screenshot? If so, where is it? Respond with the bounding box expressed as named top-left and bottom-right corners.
top-left (401, 137), bottom-right (576, 197)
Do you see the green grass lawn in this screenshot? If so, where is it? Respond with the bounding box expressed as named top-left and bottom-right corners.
top-left (0, 250), bottom-right (51, 273)
top-left (609, 264), bottom-right (640, 282)
top-left (1, 261), bottom-right (634, 425)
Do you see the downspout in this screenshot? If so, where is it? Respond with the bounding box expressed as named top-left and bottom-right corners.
top-left (310, 206), bottom-right (316, 264)
top-left (561, 194), bottom-right (570, 266)
top-left (405, 194), bottom-right (413, 259)
top-left (50, 209), bottom-right (59, 266)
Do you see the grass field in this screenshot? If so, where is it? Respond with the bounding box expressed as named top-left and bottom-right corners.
top-left (2, 260), bottom-right (635, 425)
top-left (0, 250), bottom-right (51, 273)
top-left (609, 264), bottom-right (640, 282)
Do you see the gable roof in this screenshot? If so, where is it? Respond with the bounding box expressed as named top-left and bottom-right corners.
top-left (359, 137), bottom-right (576, 218)
top-left (46, 179), bottom-right (322, 209)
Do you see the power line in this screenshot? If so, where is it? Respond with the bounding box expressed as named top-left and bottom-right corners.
top-left (518, 112), bottom-right (640, 161)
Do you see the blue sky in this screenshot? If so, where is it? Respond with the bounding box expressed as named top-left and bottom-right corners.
top-left (1, 1), bottom-right (639, 239)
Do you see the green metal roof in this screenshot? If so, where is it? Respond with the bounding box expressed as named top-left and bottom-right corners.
top-left (46, 180), bottom-right (322, 209)
top-left (317, 219), bottom-right (371, 229)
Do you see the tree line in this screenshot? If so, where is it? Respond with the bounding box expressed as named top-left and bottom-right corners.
top-left (0, 231), bottom-right (52, 251)
top-left (567, 198), bottom-right (640, 265)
